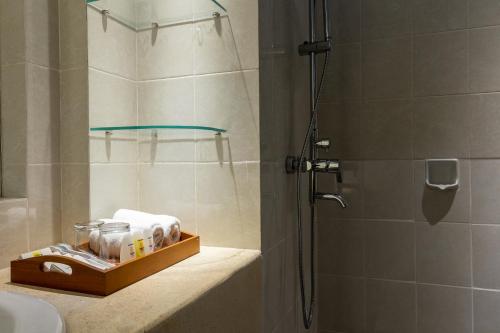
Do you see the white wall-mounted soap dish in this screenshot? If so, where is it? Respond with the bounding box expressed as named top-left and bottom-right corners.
top-left (425, 159), bottom-right (459, 191)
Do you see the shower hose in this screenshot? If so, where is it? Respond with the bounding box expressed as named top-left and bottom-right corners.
top-left (296, 51), bottom-right (330, 330)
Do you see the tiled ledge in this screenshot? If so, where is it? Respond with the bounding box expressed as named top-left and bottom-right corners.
top-left (0, 247), bottom-right (262, 333)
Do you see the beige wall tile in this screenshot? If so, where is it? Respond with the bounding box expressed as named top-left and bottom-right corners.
top-left (25, 0), bottom-right (60, 68)
top-left (60, 68), bottom-right (89, 164)
top-left (138, 77), bottom-right (195, 163)
top-left (471, 160), bottom-right (500, 224)
top-left (0, 199), bottom-right (28, 268)
top-left (59, 0), bottom-right (88, 70)
top-left (0, 0), bottom-right (25, 65)
top-left (61, 164), bottom-right (90, 243)
top-left (26, 64), bottom-right (60, 164)
top-left (88, 7), bottom-right (136, 79)
top-left (1, 64), bottom-right (27, 167)
top-left (90, 164), bottom-right (138, 220)
top-left (137, 23), bottom-right (194, 80)
top-left (196, 162), bottom-right (260, 249)
top-left (195, 70), bottom-right (259, 163)
top-left (138, 163), bottom-right (196, 234)
top-left (89, 68), bottom-right (138, 163)
top-left (474, 289), bottom-right (500, 332)
top-left (27, 164), bottom-right (61, 250)
top-left (194, 0), bottom-right (258, 74)
top-left (472, 225), bottom-right (500, 290)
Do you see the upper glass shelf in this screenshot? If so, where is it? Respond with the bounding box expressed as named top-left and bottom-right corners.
top-left (86, 0), bottom-right (227, 31)
top-left (90, 125), bottom-right (227, 134)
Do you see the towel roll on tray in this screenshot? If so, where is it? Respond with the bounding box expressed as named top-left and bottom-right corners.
top-left (113, 209), bottom-right (182, 248)
top-left (88, 210), bottom-right (182, 255)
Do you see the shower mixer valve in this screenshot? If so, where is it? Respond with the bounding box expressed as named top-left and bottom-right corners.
top-left (285, 156), bottom-right (343, 183)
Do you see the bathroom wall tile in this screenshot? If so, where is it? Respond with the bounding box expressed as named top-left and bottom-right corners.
top-left (1, 64), bottom-right (27, 166)
top-left (469, 0), bottom-right (500, 28)
top-left (138, 77), bottom-right (195, 163)
top-left (317, 161), bottom-right (364, 219)
top-left (2, 164), bottom-right (27, 198)
top-left (26, 64), bottom-right (60, 164)
top-left (90, 164), bottom-right (138, 220)
top-left (283, 234), bottom-right (296, 312)
top-left (0, 0), bottom-right (25, 65)
top-left (87, 7), bottom-right (136, 79)
top-left (318, 102), bottom-right (361, 160)
top-left (474, 289), bottom-right (500, 333)
top-left (471, 93), bottom-right (500, 158)
top-left (366, 220), bottom-right (415, 280)
top-left (412, 0), bottom-right (467, 33)
top-left (27, 164), bottom-right (61, 250)
top-left (416, 222), bottom-right (471, 286)
top-left (470, 27), bottom-right (500, 93)
top-left (0, 199), bottom-right (28, 269)
top-left (363, 160), bottom-right (414, 220)
top-left (194, 0), bottom-right (258, 74)
top-left (414, 31), bottom-right (468, 96)
top-left (472, 225), bottom-right (500, 290)
top-left (138, 163), bottom-right (196, 234)
top-left (261, 164), bottom-right (290, 252)
top-left (263, 243), bottom-right (286, 333)
top-left (25, 0), bottom-right (59, 68)
top-left (413, 95), bottom-right (473, 159)
top-left (318, 275), bottom-right (366, 333)
top-left (59, 0), bottom-right (88, 70)
top-left (362, 37), bottom-right (412, 99)
top-left (60, 68), bottom-right (89, 164)
top-left (471, 160), bottom-right (500, 224)
top-left (414, 160), bottom-right (470, 223)
top-left (61, 164), bottom-right (90, 243)
top-left (366, 280), bottom-right (416, 333)
top-left (331, 0), bottom-right (361, 43)
top-left (360, 99), bottom-right (412, 160)
top-left (136, 0), bottom-right (193, 28)
top-left (89, 69), bottom-right (138, 163)
top-left (196, 163), bottom-right (260, 249)
top-left (362, 0), bottom-right (411, 40)
top-left (321, 43), bottom-right (361, 103)
top-left (137, 23), bottom-right (194, 80)
top-left (417, 284), bottom-right (472, 333)
top-left (318, 220), bottom-right (365, 276)
top-left (195, 70), bottom-right (259, 163)
top-left (268, 54), bottom-right (292, 162)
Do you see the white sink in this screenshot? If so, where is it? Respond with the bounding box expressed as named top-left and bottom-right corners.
top-left (0, 291), bottom-right (65, 333)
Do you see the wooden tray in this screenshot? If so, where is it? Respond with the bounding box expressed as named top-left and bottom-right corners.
top-left (10, 232), bottom-right (200, 296)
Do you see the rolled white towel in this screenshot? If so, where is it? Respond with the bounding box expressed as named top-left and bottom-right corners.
top-left (99, 231), bottom-right (135, 263)
top-left (113, 209), bottom-right (181, 248)
top-left (89, 230), bottom-right (100, 254)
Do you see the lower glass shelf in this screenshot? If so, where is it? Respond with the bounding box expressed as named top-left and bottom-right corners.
top-left (89, 125), bottom-right (227, 134)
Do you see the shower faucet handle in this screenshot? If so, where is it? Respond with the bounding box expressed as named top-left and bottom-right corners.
top-left (313, 158), bottom-right (343, 183)
top-left (315, 138), bottom-right (331, 150)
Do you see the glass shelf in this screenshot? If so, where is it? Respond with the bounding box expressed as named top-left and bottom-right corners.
top-left (90, 125), bottom-right (226, 134)
top-left (86, 0), bottom-right (227, 31)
